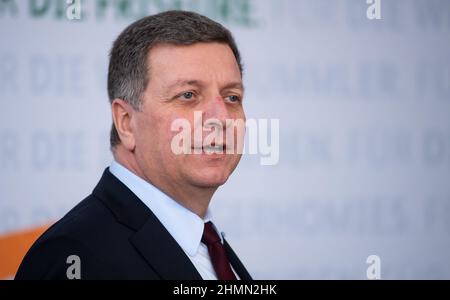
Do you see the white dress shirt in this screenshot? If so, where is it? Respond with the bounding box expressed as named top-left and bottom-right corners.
top-left (109, 160), bottom-right (239, 280)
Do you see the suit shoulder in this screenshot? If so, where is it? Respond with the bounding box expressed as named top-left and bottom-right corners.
top-left (38, 194), bottom-right (113, 242)
top-left (15, 194), bottom-right (121, 279)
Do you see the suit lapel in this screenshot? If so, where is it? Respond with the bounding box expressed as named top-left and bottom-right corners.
top-left (93, 168), bottom-right (202, 280)
top-left (224, 240), bottom-right (253, 280)
top-left (130, 215), bottom-right (203, 280)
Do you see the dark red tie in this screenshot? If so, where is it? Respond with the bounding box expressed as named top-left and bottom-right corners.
top-left (202, 221), bottom-right (237, 280)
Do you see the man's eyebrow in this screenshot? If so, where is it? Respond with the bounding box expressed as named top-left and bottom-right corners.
top-left (166, 79), bottom-right (244, 92)
top-left (166, 79), bottom-right (205, 91)
top-left (221, 81), bottom-right (245, 92)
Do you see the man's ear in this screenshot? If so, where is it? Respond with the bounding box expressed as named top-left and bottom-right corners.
top-left (111, 99), bottom-right (136, 151)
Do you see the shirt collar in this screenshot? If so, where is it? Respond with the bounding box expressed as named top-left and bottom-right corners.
top-left (109, 160), bottom-right (221, 256)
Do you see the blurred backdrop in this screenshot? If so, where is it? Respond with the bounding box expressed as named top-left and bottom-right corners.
top-left (0, 0), bottom-right (449, 279)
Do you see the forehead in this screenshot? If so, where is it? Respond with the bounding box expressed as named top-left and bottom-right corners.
top-left (146, 42), bottom-right (241, 87)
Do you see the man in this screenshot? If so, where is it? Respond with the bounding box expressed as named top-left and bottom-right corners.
top-left (15, 10), bottom-right (251, 280)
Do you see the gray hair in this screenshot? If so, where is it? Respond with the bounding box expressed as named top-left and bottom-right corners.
top-left (107, 10), bottom-right (243, 149)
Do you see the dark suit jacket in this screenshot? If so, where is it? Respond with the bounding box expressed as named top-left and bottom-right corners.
top-left (15, 168), bottom-right (252, 280)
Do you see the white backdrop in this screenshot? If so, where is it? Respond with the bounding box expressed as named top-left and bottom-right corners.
top-left (1, 0), bottom-right (449, 279)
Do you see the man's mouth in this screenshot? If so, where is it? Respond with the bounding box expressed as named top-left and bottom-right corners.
top-left (192, 143), bottom-right (226, 154)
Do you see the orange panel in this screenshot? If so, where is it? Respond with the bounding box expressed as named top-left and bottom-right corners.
top-left (0, 224), bottom-right (51, 279)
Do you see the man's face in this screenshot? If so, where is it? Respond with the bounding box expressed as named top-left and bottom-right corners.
top-left (132, 42), bottom-right (245, 189)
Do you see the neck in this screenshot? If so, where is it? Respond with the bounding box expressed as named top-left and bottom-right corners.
top-left (112, 146), bottom-right (215, 219)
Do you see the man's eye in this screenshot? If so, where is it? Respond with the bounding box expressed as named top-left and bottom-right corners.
top-left (180, 92), bottom-right (194, 100)
top-left (226, 95), bottom-right (241, 103)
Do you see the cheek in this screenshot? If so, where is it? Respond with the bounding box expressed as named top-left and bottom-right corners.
top-left (236, 108), bottom-right (246, 120)
top-left (161, 113), bottom-right (189, 150)
top-left (227, 106), bottom-right (246, 123)
top-left (135, 112), bottom-right (168, 151)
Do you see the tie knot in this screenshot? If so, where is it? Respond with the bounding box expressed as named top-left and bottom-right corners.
top-left (202, 221), bottom-right (221, 245)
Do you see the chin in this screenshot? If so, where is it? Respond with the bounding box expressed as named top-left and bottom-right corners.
top-left (189, 168), bottom-right (230, 188)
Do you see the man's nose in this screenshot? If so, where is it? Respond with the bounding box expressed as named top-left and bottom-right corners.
top-left (202, 95), bottom-right (230, 126)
